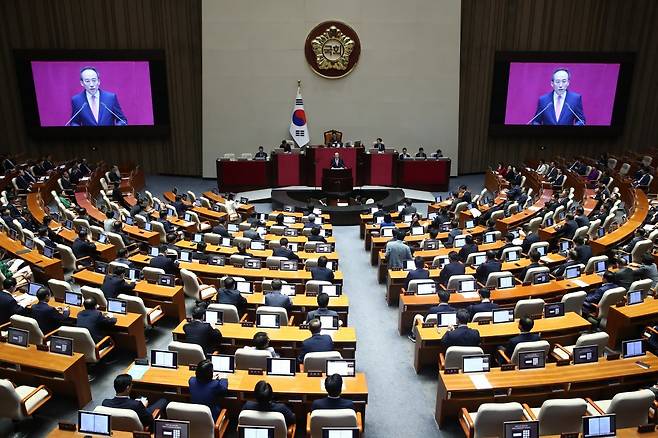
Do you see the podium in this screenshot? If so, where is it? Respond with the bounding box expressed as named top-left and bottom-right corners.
top-left (272, 150), bottom-right (301, 187)
top-left (366, 150), bottom-right (396, 185)
top-left (322, 168), bottom-right (353, 194)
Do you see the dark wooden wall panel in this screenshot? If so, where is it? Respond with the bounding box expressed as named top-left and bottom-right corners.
top-left (459, 0), bottom-right (658, 174)
top-left (0, 0), bottom-right (202, 176)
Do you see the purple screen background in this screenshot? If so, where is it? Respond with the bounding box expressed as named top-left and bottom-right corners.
top-left (504, 62), bottom-right (620, 125)
top-left (31, 61), bottom-right (154, 126)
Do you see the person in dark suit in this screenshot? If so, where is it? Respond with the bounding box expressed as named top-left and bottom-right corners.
top-left (521, 229), bottom-right (541, 254)
top-left (311, 374), bottom-right (356, 411)
top-left (31, 287), bottom-right (71, 335)
top-left (583, 271), bottom-right (618, 314)
top-left (191, 241), bottom-right (211, 263)
top-left (531, 69), bottom-right (585, 125)
top-left (211, 220), bottom-right (230, 238)
top-left (399, 199), bottom-right (417, 217)
top-left (373, 138), bottom-right (386, 152)
top-left (0, 278), bottom-right (30, 324)
top-left (405, 256), bottom-right (430, 289)
top-left (623, 229), bottom-right (647, 253)
top-left (330, 152), bottom-right (346, 169)
top-left (273, 237), bottom-right (300, 261)
top-left (556, 213), bottom-right (579, 240)
top-left (306, 293), bottom-right (339, 323)
top-left (188, 359), bottom-right (229, 421)
top-left (183, 305), bottom-right (222, 354)
top-left (71, 229), bottom-right (97, 260)
top-left (76, 297), bottom-right (117, 343)
top-left (467, 288), bottom-right (500, 319)
top-left (264, 279), bottom-right (292, 313)
top-left (2, 156), bottom-right (16, 171)
top-left (441, 309), bottom-right (480, 348)
top-left (157, 210), bottom-right (175, 234)
top-left (415, 147), bottom-right (427, 159)
top-left (438, 251), bottom-right (465, 286)
top-left (427, 290), bottom-right (456, 317)
top-left (243, 221), bottom-right (262, 241)
top-left (241, 381), bottom-right (295, 427)
top-left (520, 249), bottom-right (543, 282)
top-left (149, 246), bottom-right (178, 275)
top-left (14, 169), bottom-right (32, 191)
top-left (633, 170), bottom-right (652, 189)
top-left (215, 277), bottom-right (247, 313)
top-left (308, 226), bottom-right (327, 243)
top-left (500, 316), bottom-right (541, 358)
top-left (573, 236), bottom-right (593, 265)
top-left (574, 206), bottom-right (590, 228)
top-left (475, 250), bottom-right (502, 284)
top-left (298, 318), bottom-right (333, 363)
top-left (172, 195), bottom-right (188, 217)
top-left (102, 374), bottom-right (168, 429)
top-left (552, 250), bottom-right (580, 278)
top-left (101, 267), bottom-right (135, 300)
top-left (458, 235), bottom-right (478, 263)
top-left (254, 146), bottom-right (268, 159)
top-left (69, 67), bottom-right (127, 126)
top-left (310, 256), bottom-right (334, 282)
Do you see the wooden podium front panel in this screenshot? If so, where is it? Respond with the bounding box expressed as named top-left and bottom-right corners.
top-left (311, 147), bottom-right (358, 186)
top-left (273, 152), bottom-right (301, 187)
top-left (368, 151), bottom-right (395, 185)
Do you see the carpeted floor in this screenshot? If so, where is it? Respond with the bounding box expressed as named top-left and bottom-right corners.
top-left (0, 174), bottom-right (482, 437)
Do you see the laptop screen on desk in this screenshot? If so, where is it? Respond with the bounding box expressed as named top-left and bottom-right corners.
top-left (473, 254), bottom-right (487, 267)
top-left (564, 265), bottom-right (581, 279)
top-left (107, 298), bottom-right (127, 315)
top-left (257, 313), bottom-right (280, 328)
top-left (27, 282), bottom-right (44, 296)
top-left (322, 428), bottom-right (359, 438)
top-left (518, 350), bottom-right (545, 369)
top-left (179, 251), bottom-right (191, 262)
top-left (404, 260), bottom-right (416, 271)
top-left (320, 284), bottom-right (342, 297)
top-left (280, 284), bottom-right (296, 296)
top-left (459, 280), bottom-right (476, 292)
top-left (319, 315), bottom-right (339, 330)
top-left (416, 283), bottom-right (435, 295)
top-left (483, 232), bottom-right (495, 243)
top-left (453, 237), bottom-right (466, 248)
top-left (627, 290), bottom-right (643, 305)
top-left (504, 421), bottom-right (539, 438)
top-left (583, 414), bottom-right (616, 438)
top-left (149, 247), bottom-right (159, 257)
top-left (558, 239), bottom-right (571, 252)
top-left (505, 250), bottom-right (520, 262)
top-left (204, 309), bottom-right (223, 325)
top-left (266, 358), bottom-right (295, 376)
top-left (236, 281), bottom-right (252, 294)
top-left (498, 276), bottom-right (514, 289)
top-left (492, 309), bottom-right (514, 324)
top-left (381, 227), bottom-right (394, 237)
top-left (543, 302), bottom-right (564, 318)
top-left (533, 272), bottom-right (549, 284)
top-left (438, 312), bottom-right (457, 327)
top-left (210, 354), bottom-right (234, 373)
top-left (154, 419), bottom-right (189, 438)
top-left (462, 354), bottom-right (490, 373)
top-left (326, 359), bottom-right (356, 377)
top-left (250, 241), bottom-right (266, 250)
top-left (193, 233), bottom-right (203, 243)
top-left (622, 339), bottom-right (644, 358)
top-left (7, 328), bottom-right (29, 347)
top-left (151, 349), bottom-right (177, 369)
top-left (238, 426), bottom-right (275, 438)
top-left (144, 222), bottom-right (153, 231)
top-left (78, 411), bottom-right (111, 436)
top-left (43, 246), bottom-right (55, 258)
top-left (595, 260), bottom-right (606, 274)
top-left (573, 345), bottom-right (598, 364)
top-left (50, 336), bottom-right (73, 356)
top-left (411, 226), bottom-right (424, 236)
top-left (64, 291), bottom-right (83, 307)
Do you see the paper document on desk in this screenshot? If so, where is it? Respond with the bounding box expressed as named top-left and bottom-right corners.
top-left (127, 365), bottom-right (149, 380)
top-left (458, 292), bottom-right (480, 299)
top-left (571, 279), bottom-right (590, 288)
top-left (469, 208), bottom-right (482, 218)
top-left (469, 374), bottom-right (493, 389)
top-left (528, 206), bottom-right (540, 212)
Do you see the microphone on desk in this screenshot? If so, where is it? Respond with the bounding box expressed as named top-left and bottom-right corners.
top-left (65, 102), bottom-right (88, 126)
top-left (526, 102), bottom-right (553, 125)
top-left (100, 102), bottom-right (127, 126)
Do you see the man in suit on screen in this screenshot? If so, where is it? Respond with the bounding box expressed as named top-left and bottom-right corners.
top-left (531, 68), bottom-right (586, 126)
top-left (68, 66), bottom-right (128, 126)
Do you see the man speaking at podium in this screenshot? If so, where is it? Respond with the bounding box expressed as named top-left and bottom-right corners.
top-left (68, 66), bottom-right (128, 126)
top-left (530, 68), bottom-right (586, 126)
top-left (330, 152), bottom-right (346, 169)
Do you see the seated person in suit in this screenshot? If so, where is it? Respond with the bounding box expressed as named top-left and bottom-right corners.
top-left (330, 152), bottom-right (346, 169)
top-left (327, 132), bottom-right (342, 148)
top-left (458, 235), bottom-right (478, 263)
top-left (192, 241), bottom-right (211, 263)
top-left (148, 246), bottom-right (178, 275)
top-left (101, 266), bottom-right (136, 300)
top-left (421, 228), bottom-right (441, 250)
top-left (308, 226), bottom-right (327, 243)
top-left (245, 331), bottom-right (279, 358)
top-left (311, 373), bottom-right (356, 411)
top-left (264, 279), bottom-right (292, 313)
top-left (556, 213), bottom-right (579, 240)
top-left (497, 233), bottom-right (515, 259)
top-left (72, 228), bottom-right (97, 261)
top-left (573, 236), bottom-right (592, 265)
top-left (188, 359), bottom-right (229, 421)
top-left (273, 237), bottom-right (300, 261)
top-left (552, 249), bottom-right (580, 278)
top-left (215, 276), bottom-right (247, 313)
top-left (521, 226), bottom-right (540, 254)
top-left (76, 297), bottom-right (117, 343)
top-left (211, 219), bottom-right (230, 238)
top-left (431, 148), bottom-right (443, 158)
top-left (114, 248), bottom-right (134, 269)
top-left (111, 220), bottom-right (133, 247)
top-left (241, 380), bottom-right (295, 427)
top-left (441, 309), bottom-right (481, 348)
top-left (102, 374), bottom-right (169, 429)
top-left (183, 305), bottom-right (222, 353)
top-left (405, 256), bottom-right (430, 289)
top-left (623, 228), bottom-right (647, 253)
top-left (475, 250), bottom-right (502, 284)
top-left (613, 256), bottom-right (635, 290)
top-left (635, 253), bottom-right (658, 289)
top-left (446, 221), bottom-right (461, 247)
top-left (520, 249), bottom-right (543, 281)
top-left (306, 292), bottom-right (339, 323)
top-left (254, 146), bottom-right (268, 159)
top-left (373, 137), bottom-right (386, 151)
top-left (409, 289), bottom-right (455, 342)
top-left (0, 278), bottom-right (30, 324)
top-left (243, 221), bottom-right (262, 241)
top-left (31, 286), bottom-right (72, 335)
top-left (304, 214), bottom-right (320, 230)
top-left (298, 318), bottom-right (333, 363)
top-left (400, 199), bottom-right (417, 216)
top-left (500, 316), bottom-right (540, 359)
top-left (415, 147), bottom-right (427, 158)
top-left (398, 147), bottom-right (411, 160)
top-left (574, 206), bottom-right (590, 228)
top-left (310, 256), bottom-right (335, 282)
top-left (279, 140), bottom-right (292, 153)
top-left (157, 209), bottom-right (174, 234)
top-left (437, 251), bottom-right (465, 286)
top-left (379, 213), bottom-right (395, 229)
top-left (467, 288), bottom-right (499, 319)
top-left (583, 271), bottom-right (618, 315)
top-left (371, 203), bottom-right (385, 218)
top-left (172, 195), bottom-right (188, 217)
top-left (384, 229), bottom-right (412, 269)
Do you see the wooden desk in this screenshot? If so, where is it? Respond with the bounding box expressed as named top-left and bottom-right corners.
top-left (244, 293), bottom-right (349, 326)
top-left (606, 298), bottom-right (658, 348)
top-left (128, 366), bottom-right (368, 422)
top-left (173, 240), bottom-right (340, 262)
top-left (414, 313), bottom-right (590, 373)
top-left (0, 232), bottom-right (64, 281)
top-left (435, 351), bottom-right (658, 427)
top-left (201, 191), bottom-right (256, 216)
top-left (48, 429), bottom-right (133, 437)
top-left (172, 321), bottom-right (357, 358)
top-left (122, 224), bottom-right (160, 246)
top-left (72, 270), bottom-right (185, 320)
top-left (177, 262), bottom-right (343, 285)
top-left (397, 273), bottom-right (603, 334)
top-left (591, 188), bottom-right (649, 255)
top-left (0, 343), bottom-right (91, 408)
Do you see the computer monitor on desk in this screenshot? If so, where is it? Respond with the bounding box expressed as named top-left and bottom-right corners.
top-left (78, 411), bottom-right (111, 436)
top-left (238, 426), bottom-right (275, 438)
top-left (504, 421), bottom-right (539, 438)
top-left (154, 419), bottom-right (190, 438)
top-left (583, 414), bottom-right (616, 438)
top-left (622, 339), bottom-right (644, 358)
top-left (462, 355), bottom-right (490, 373)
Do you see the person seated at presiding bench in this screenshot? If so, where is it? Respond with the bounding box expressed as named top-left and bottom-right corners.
top-left (188, 359), bottom-right (229, 422)
top-left (103, 374), bottom-right (169, 429)
top-left (183, 305), bottom-right (223, 354)
top-left (215, 276), bottom-right (247, 313)
top-left (0, 278), bottom-right (30, 324)
top-left (310, 256), bottom-right (334, 282)
top-left (264, 279), bottom-right (292, 313)
top-left (298, 318), bottom-right (333, 363)
top-left (311, 374), bottom-right (356, 411)
top-left (254, 146), bottom-right (268, 159)
top-left (242, 381), bottom-right (296, 427)
top-left (101, 266), bottom-right (136, 300)
top-left (76, 297), bottom-right (117, 344)
top-left (32, 286), bottom-right (72, 335)
top-left (441, 309), bottom-right (481, 349)
top-left (306, 293), bottom-right (339, 323)
top-left (415, 148), bottom-right (427, 159)
top-left (245, 331), bottom-right (279, 358)
top-left (405, 256), bottom-right (430, 288)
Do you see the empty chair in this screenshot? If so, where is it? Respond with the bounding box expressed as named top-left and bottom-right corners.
top-left (168, 341), bottom-right (206, 365)
top-left (572, 226), bottom-right (589, 241)
top-left (81, 286), bottom-right (108, 309)
top-left (561, 290), bottom-right (587, 315)
top-left (133, 214), bottom-right (148, 228)
top-left (235, 348), bottom-right (270, 370)
top-left (584, 255), bottom-right (608, 274)
top-left (58, 326), bottom-right (115, 364)
top-left (180, 269), bottom-right (217, 300)
top-left (142, 266), bottom-right (165, 283)
top-left (305, 280), bottom-right (332, 294)
top-left (150, 221), bottom-right (167, 243)
top-left (256, 306), bottom-right (290, 326)
top-left (166, 401), bottom-right (228, 438)
top-left (440, 346), bottom-right (484, 370)
top-left (607, 158), bottom-right (617, 169)
top-left (459, 402), bottom-right (524, 438)
top-left (117, 294), bottom-right (164, 327)
top-left (47, 279), bottom-right (72, 302)
top-left (471, 312), bottom-right (493, 323)
top-left (586, 389), bottom-right (654, 428)
top-left (513, 298), bottom-right (545, 319)
top-left (552, 206), bottom-right (565, 222)
top-left (10, 315), bottom-right (49, 345)
top-left (238, 410), bottom-right (292, 438)
top-left (446, 275), bottom-right (476, 291)
top-left (203, 233), bottom-right (222, 245)
top-left (303, 351), bottom-right (342, 373)
top-left (523, 398), bottom-right (587, 435)
top-left (229, 254), bottom-right (249, 267)
top-left (0, 379), bottom-right (52, 421)
top-left (304, 242), bottom-right (319, 252)
top-left (307, 409), bottom-right (360, 438)
top-left (186, 211), bottom-right (211, 232)
top-left (485, 271), bottom-right (514, 289)
top-left (619, 163), bottom-right (630, 176)
top-left (270, 225), bottom-right (286, 236)
top-left (553, 332), bottom-right (609, 361)
top-left (107, 261), bottom-right (130, 275)
top-left (587, 219), bottom-right (602, 239)
top-left (522, 266), bottom-right (549, 284)
top-left (206, 303), bottom-right (241, 323)
top-left (93, 406), bottom-right (143, 432)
